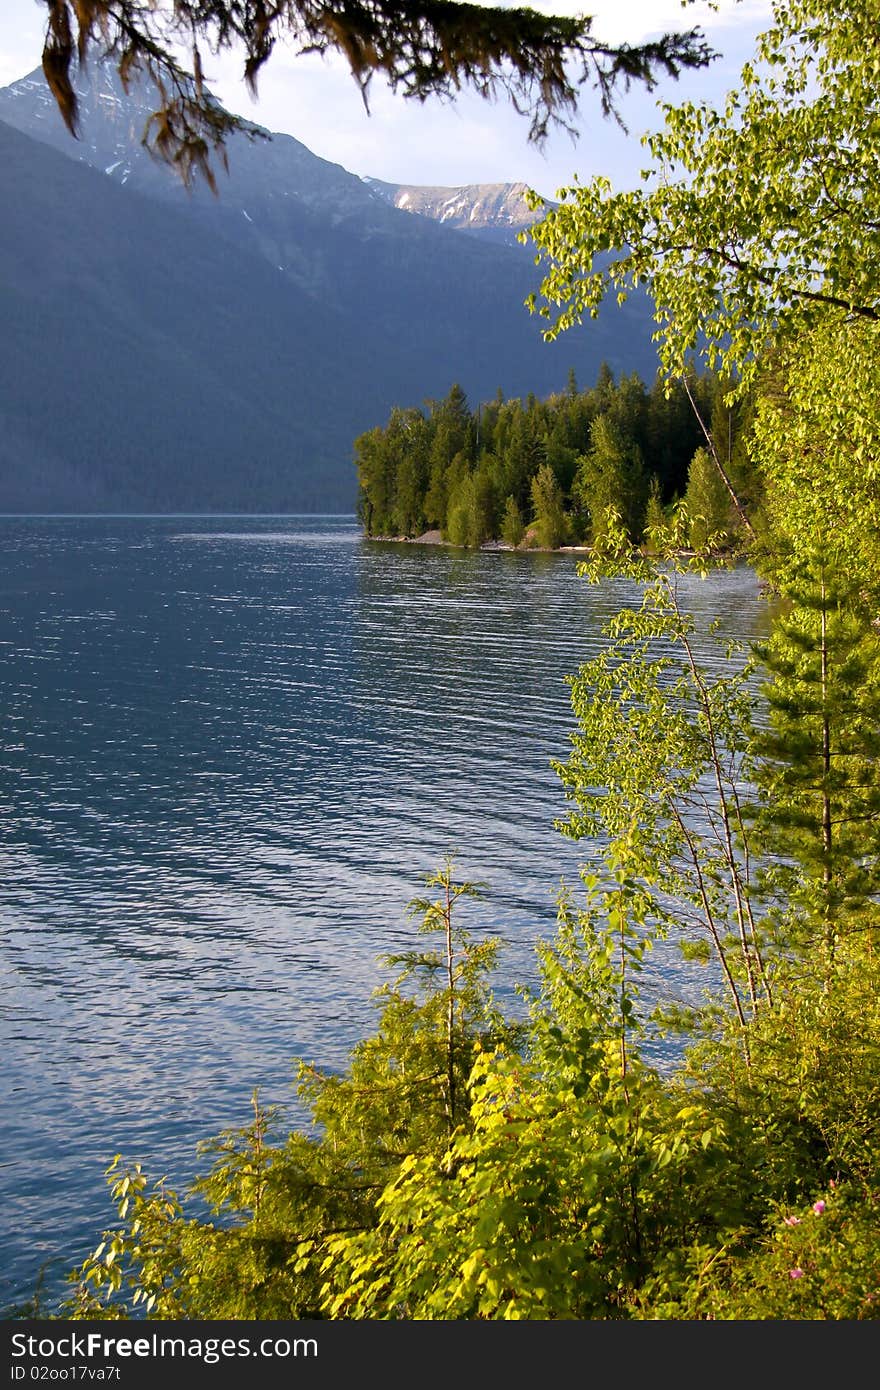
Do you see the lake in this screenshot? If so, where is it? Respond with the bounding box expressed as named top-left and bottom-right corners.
top-left (0, 514), bottom-right (771, 1312)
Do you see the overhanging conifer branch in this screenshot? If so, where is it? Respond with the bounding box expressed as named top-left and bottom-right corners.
top-left (37, 0), bottom-right (714, 187)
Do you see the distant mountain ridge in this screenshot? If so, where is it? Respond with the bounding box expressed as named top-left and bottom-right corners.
top-left (0, 63), bottom-right (659, 513)
top-left (362, 178), bottom-right (549, 246)
top-left (0, 117), bottom-right (372, 511)
top-left (0, 67), bottom-right (547, 246)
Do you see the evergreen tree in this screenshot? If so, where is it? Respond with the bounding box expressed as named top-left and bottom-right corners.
top-left (573, 414), bottom-right (647, 542)
top-left (750, 560), bottom-right (880, 961)
top-left (354, 423), bottom-right (398, 535)
top-left (446, 473), bottom-right (484, 548)
top-left (643, 373), bottom-right (707, 501)
top-left (64, 862), bottom-right (513, 1319)
top-left (530, 462), bottom-right (567, 548)
top-left (432, 383), bottom-right (473, 451)
top-left (501, 404), bottom-right (547, 512)
top-left (642, 476), bottom-right (666, 555)
top-left (594, 360), bottom-right (616, 410)
top-left (501, 494), bottom-right (525, 548)
top-left (423, 452), bottom-right (449, 529)
top-left (683, 445), bottom-right (733, 550)
top-left (387, 405), bottom-right (430, 535)
top-left (472, 462), bottom-right (499, 541)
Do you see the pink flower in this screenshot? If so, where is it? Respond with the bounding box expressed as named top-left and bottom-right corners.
top-left (783, 1215), bottom-right (801, 1226)
top-left (813, 1200), bottom-right (826, 1215)
top-left (789, 1268), bottom-right (804, 1280)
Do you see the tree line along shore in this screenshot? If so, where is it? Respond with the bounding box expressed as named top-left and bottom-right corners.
top-left (355, 366), bottom-right (756, 553)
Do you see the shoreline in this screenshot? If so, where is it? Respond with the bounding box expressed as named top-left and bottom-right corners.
top-left (366, 527), bottom-right (594, 554)
top-left (363, 529), bottom-right (742, 562)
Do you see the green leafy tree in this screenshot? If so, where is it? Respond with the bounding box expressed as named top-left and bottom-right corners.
top-left (320, 875), bottom-right (733, 1320)
top-left (528, 0), bottom-right (880, 389)
top-left (445, 472), bottom-right (483, 547)
top-left (471, 461), bottom-right (500, 543)
top-left (749, 318), bottom-right (880, 596)
top-left (393, 408), bottom-right (431, 535)
top-left (709, 374), bottom-right (758, 518)
top-left (554, 516), bottom-right (770, 1045)
top-left (354, 423), bottom-right (398, 536)
top-left (498, 401), bottom-right (547, 513)
top-left (642, 370), bottom-right (711, 502)
top-left (642, 476), bottom-right (666, 556)
top-left (543, 430), bottom-right (579, 497)
top-left (359, 366), bottom-right (727, 549)
top-left (423, 454), bottom-right (450, 530)
top-left (423, 386), bottom-right (476, 529)
top-left (526, 0), bottom-right (880, 568)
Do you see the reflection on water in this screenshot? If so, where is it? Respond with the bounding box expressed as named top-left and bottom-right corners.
top-left (0, 515), bottom-right (771, 1309)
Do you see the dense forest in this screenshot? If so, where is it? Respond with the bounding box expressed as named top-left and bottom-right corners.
top-left (16, 0), bottom-right (880, 1323)
top-left (354, 365), bottom-right (753, 549)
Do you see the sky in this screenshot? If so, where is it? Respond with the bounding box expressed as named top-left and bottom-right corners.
top-left (0, 1), bottom-right (772, 197)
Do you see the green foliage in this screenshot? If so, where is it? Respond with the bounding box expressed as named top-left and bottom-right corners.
top-left (646, 928), bottom-right (880, 1318)
top-left (687, 1185), bottom-right (880, 1320)
top-left (442, 457), bottom-right (499, 548)
top-left (642, 476), bottom-right (667, 556)
top-left (501, 493), bottom-right (525, 548)
top-left (526, 0), bottom-right (880, 583)
top-left (321, 881), bottom-right (735, 1320)
top-left (357, 365), bottom-right (736, 547)
top-left (637, 1185), bottom-right (880, 1319)
top-left (529, 461), bottom-right (567, 549)
top-left (571, 413), bottom-right (648, 543)
top-left (355, 405), bottom-right (431, 536)
top-left (527, 0), bottom-right (880, 391)
top-left (748, 560), bottom-right (880, 957)
top-left (554, 513), bottom-right (769, 1034)
top-left (445, 473), bottom-right (483, 548)
top-left (683, 446), bottom-right (733, 551)
top-left (62, 861), bottom-right (514, 1319)
top-left (749, 318), bottom-right (880, 595)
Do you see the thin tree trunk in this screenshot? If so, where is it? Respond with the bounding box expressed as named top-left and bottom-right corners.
top-left (681, 374), bottom-right (755, 538)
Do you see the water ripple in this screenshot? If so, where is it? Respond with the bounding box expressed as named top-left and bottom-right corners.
top-left (0, 514), bottom-right (771, 1311)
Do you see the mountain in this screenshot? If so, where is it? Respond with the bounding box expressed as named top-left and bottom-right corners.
top-left (361, 179), bottom-right (545, 246)
top-left (0, 118), bottom-right (379, 511)
top-left (0, 64), bottom-right (660, 513)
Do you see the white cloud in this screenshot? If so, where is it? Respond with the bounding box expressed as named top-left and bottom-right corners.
top-left (0, 0), bottom-right (43, 86)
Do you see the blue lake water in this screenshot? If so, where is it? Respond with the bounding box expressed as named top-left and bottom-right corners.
top-left (0, 514), bottom-right (771, 1312)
